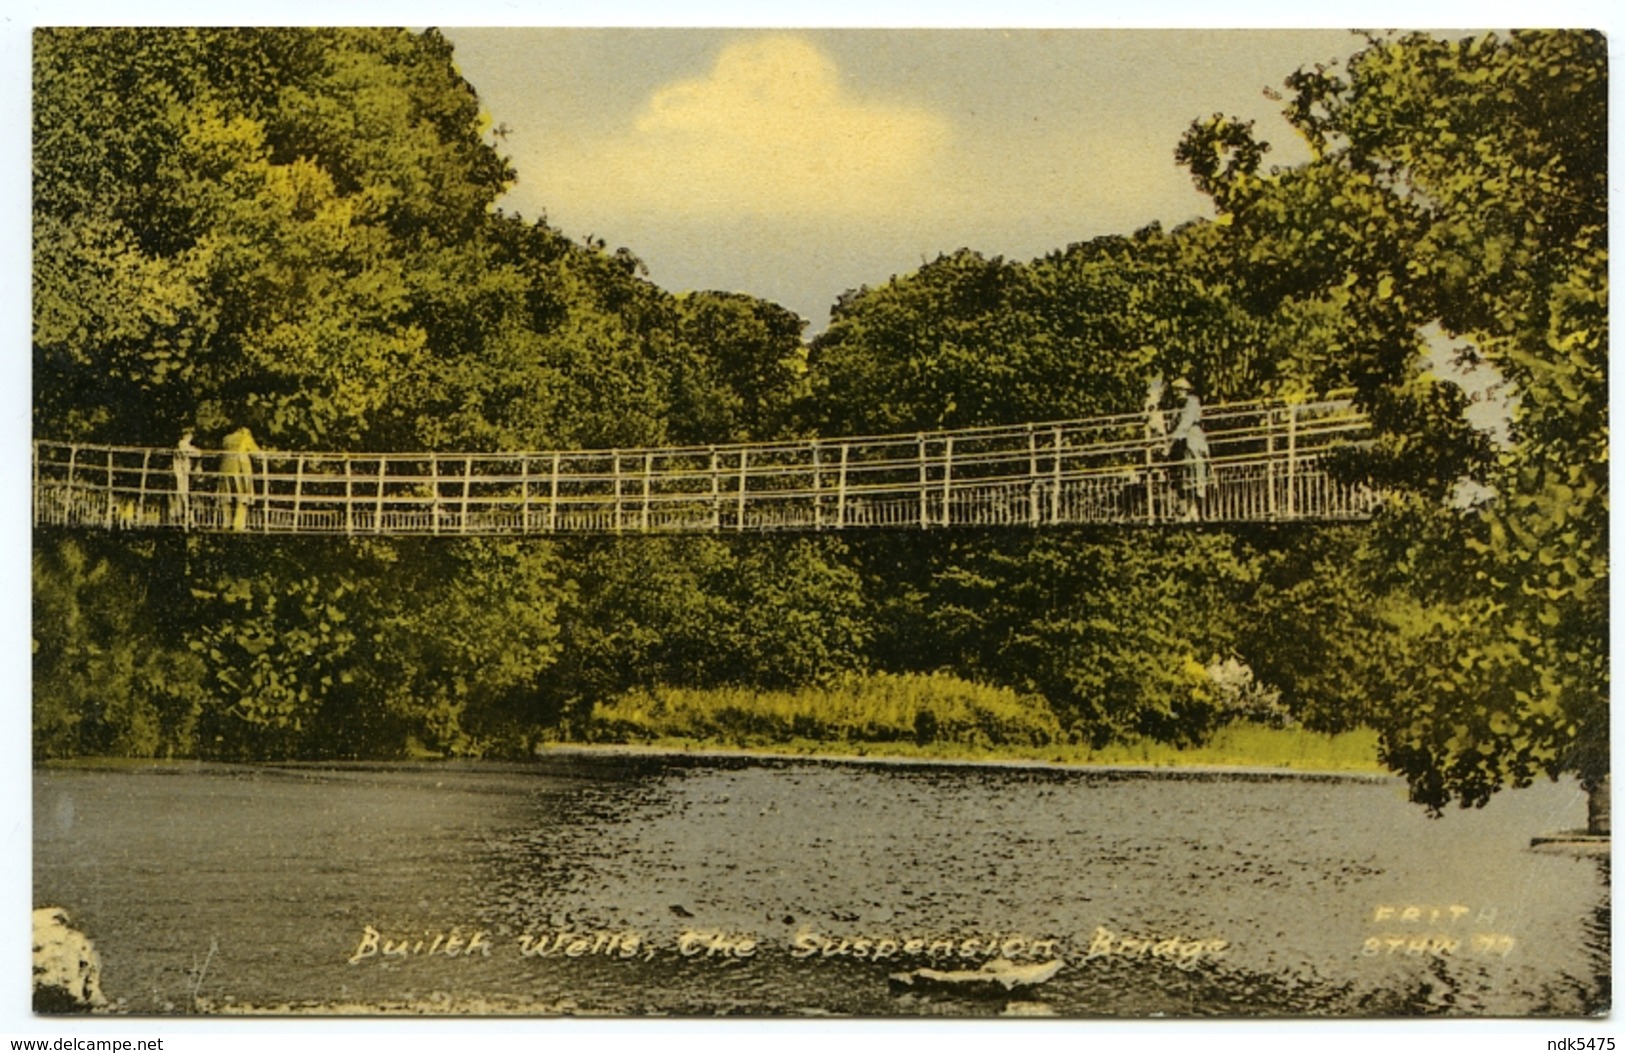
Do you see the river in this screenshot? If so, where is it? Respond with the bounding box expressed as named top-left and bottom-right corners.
top-left (32, 753), bottom-right (1609, 1017)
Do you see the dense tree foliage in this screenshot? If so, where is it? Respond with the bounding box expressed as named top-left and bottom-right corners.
top-left (857, 530), bottom-right (1262, 746)
top-left (34, 538), bottom-right (206, 758)
top-left (545, 537), bottom-right (869, 717)
top-left (35, 28), bottom-right (509, 449)
top-left (1177, 30), bottom-right (1606, 813)
top-left (665, 291), bottom-right (808, 444)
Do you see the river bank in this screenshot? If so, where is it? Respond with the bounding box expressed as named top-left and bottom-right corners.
top-left (36, 724), bottom-right (1386, 776)
top-left (561, 674), bottom-right (1383, 776)
top-left (540, 723), bottom-right (1386, 777)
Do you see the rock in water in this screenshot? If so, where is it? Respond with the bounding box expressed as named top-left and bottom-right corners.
top-left (33, 908), bottom-right (106, 1013)
top-left (889, 957), bottom-right (1063, 997)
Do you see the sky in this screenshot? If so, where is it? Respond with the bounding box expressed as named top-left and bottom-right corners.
top-left (446, 27), bottom-right (1392, 331)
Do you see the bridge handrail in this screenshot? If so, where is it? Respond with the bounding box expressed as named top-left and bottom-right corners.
top-left (33, 393), bottom-right (1364, 465)
top-left (33, 394), bottom-right (1379, 534)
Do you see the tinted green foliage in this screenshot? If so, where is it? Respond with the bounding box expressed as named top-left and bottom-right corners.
top-left (807, 250), bottom-right (1050, 434)
top-left (1244, 525), bottom-right (1399, 733)
top-left (665, 291), bottom-right (808, 443)
top-left (583, 673), bottom-right (1062, 750)
top-left (33, 537), bottom-right (207, 759)
top-left (804, 224), bottom-right (1309, 440)
top-left (34, 28), bottom-right (511, 449)
top-left (543, 537), bottom-right (870, 716)
top-left (1178, 30), bottom-right (1606, 810)
top-left (173, 537), bottom-right (565, 759)
top-left (846, 528), bottom-right (1264, 749)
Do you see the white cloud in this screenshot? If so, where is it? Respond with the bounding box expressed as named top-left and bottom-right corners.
top-left (538, 34), bottom-right (953, 220)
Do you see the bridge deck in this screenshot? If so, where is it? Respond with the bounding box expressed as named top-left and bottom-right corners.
top-left (33, 398), bottom-right (1378, 536)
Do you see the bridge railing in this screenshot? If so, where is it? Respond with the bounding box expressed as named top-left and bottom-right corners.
top-left (32, 397), bottom-right (1380, 535)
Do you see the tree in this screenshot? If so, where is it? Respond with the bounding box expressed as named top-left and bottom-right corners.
top-left (806, 250), bottom-right (1048, 435)
top-left (34, 28), bottom-right (515, 449)
top-left (664, 291), bottom-right (808, 444)
top-left (33, 537), bottom-right (207, 759)
top-left (869, 530), bottom-right (1260, 747)
top-left (804, 224), bottom-right (1325, 443)
top-left (541, 536), bottom-right (871, 720)
top-left (1181, 30), bottom-right (1607, 822)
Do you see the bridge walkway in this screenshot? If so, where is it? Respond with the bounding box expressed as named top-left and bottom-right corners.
top-left (32, 397), bottom-right (1378, 536)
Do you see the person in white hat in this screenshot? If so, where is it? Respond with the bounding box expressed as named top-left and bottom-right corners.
top-left (1166, 377), bottom-right (1211, 520)
top-left (1141, 376), bottom-right (1172, 520)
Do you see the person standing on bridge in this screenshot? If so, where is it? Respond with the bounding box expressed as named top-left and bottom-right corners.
top-left (172, 428), bottom-right (199, 530)
top-left (1143, 376), bottom-right (1170, 443)
top-left (1166, 377), bottom-right (1211, 521)
top-left (221, 425), bottom-right (260, 530)
top-left (1142, 377), bottom-right (1171, 521)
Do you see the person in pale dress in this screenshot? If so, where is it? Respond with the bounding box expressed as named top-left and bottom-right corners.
top-left (220, 425), bottom-right (260, 530)
top-left (1166, 378), bottom-right (1211, 520)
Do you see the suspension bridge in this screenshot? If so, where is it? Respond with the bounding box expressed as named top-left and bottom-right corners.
top-left (33, 396), bottom-right (1379, 537)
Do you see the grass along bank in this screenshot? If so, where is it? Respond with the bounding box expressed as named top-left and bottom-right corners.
top-left (566, 673), bottom-right (1383, 773)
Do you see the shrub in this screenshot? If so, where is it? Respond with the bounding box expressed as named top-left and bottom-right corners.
top-left (584, 672), bottom-right (1061, 749)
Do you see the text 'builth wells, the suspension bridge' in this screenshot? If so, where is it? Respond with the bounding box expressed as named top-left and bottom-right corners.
top-left (33, 396), bottom-right (1380, 537)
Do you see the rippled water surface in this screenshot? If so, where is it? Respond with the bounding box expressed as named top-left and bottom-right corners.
top-left (33, 754), bottom-right (1609, 1016)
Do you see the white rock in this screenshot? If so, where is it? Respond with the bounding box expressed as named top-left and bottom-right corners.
top-left (32, 907), bottom-right (106, 1012)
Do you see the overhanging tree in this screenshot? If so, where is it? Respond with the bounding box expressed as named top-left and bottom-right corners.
top-left (1180, 29), bottom-right (1607, 824)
